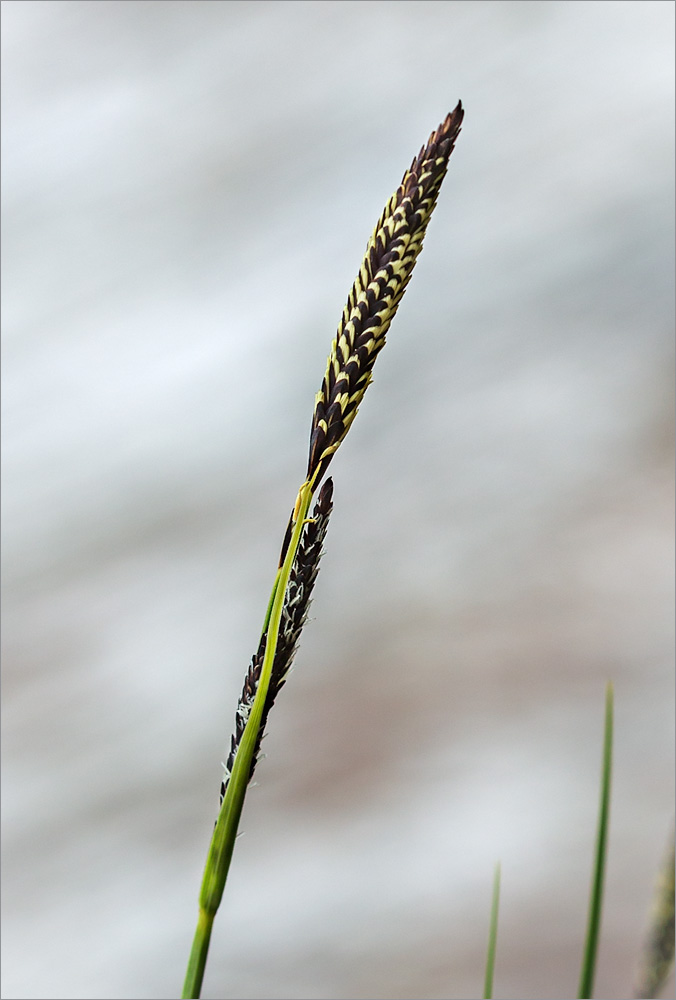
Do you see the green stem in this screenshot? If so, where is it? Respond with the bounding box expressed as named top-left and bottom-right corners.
top-left (578, 682), bottom-right (614, 999)
top-left (261, 567), bottom-right (281, 635)
top-left (183, 909), bottom-right (214, 1000)
top-left (483, 862), bottom-right (501, 999)
top-left (182, 481), bottom-right (314, 999)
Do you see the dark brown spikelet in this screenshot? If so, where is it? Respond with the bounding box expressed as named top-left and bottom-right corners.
top-left (219, 478), bottom-right (334, 803)
top-left (307, 103), bottom-right (464, 487)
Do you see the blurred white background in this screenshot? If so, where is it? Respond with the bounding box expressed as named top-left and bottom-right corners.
top-left (2, 2), bottom-right (674, 998)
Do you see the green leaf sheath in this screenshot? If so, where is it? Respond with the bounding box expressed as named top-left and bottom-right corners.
top-left (578, 682), bottom-right (614, 1000)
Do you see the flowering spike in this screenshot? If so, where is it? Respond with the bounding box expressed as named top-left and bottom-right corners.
top-left (307, 103), bottom-right (464, 487)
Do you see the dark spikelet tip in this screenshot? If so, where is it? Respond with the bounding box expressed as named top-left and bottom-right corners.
top-left (278, 512), bottom-right (294, 568)
top-left (317, 476), bottom-right (334, 511)
top-left (436, 102), bottom-right (464, 145)
top-left (406, 103), bottom-right (463, 188)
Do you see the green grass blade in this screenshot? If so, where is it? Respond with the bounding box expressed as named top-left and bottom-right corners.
top-left (483, 861), bottom-right (501, 999)
top-left (578, 682), bottom-right (614, 999)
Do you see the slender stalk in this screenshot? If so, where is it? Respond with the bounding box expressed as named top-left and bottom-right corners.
top-left (183, 909), bottom-right (214, 1000)
top-left (182, 483), bottom-right (313, 999)
top-left (483, 862), bottom-right (501, 999)
top-left (578, 682), bottom-right (614, 999)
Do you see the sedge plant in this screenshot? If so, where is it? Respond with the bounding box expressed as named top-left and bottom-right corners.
top-left (182, 104), bottom-right (465, 999)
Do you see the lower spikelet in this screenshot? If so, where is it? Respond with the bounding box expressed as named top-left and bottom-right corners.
top-left (219, 479), bottom-right (334, 803)
top-left (307, 103), bottom-right (464, 487)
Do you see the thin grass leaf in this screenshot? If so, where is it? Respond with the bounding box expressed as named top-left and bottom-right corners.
top-left (634, 830), bottom-right (675, 999)
top-left (483, 862), bottom-right (501, 1000)
top-left (578, 682), bottom-right (614, 999)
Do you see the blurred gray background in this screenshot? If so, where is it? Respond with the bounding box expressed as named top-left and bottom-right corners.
top-left (2, 2), bottom-right (674, 998)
